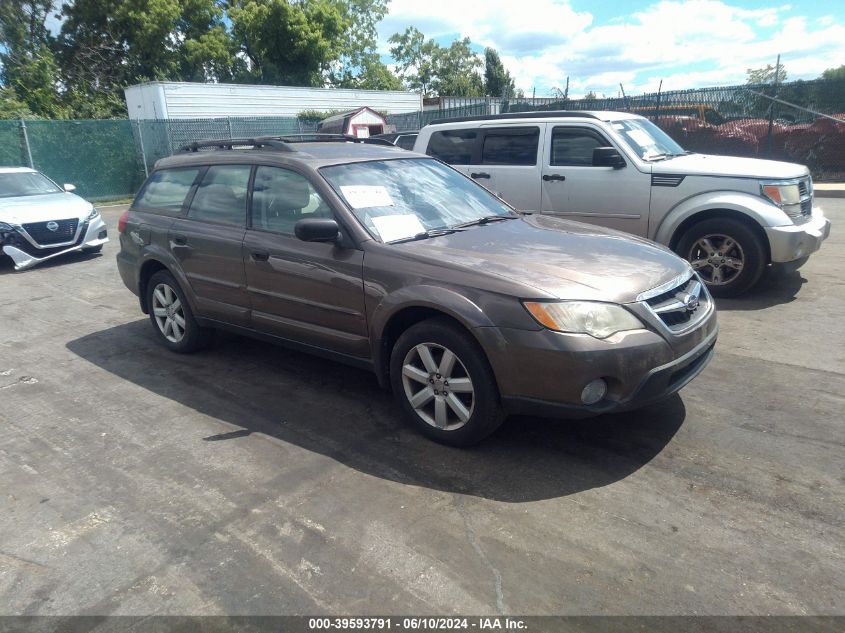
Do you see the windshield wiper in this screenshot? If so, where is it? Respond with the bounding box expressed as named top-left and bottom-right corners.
top-left (452, 214), bottom-right (518, 229)
top-left (388, 227), bottom-right (466, 244)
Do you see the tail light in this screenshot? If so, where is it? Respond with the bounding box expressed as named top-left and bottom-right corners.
top-left (118, 209), bottom-right (130, 233)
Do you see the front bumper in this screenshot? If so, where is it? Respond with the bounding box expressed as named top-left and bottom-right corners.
top-left (765, 210), bottom-right (831, 263)
top-left (2, 215), bottom-right (108, 271)
top-left (476, 310), bottom-right (718, 419)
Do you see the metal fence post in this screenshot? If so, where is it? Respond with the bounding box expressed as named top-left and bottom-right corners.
top-left (226, 116), bottom-right (234, 139)
top-left (766, 54), bottom-right (781, 158)
top-left (20, 119), bottom-right (34, 168)
top-left (136, 120), bottom-right (149, 178)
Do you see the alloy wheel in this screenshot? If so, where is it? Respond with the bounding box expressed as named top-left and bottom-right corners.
top-left (152, 282), bottom-right (186, 343)
top-left (401, 342), bottom-right (475, 431)
top-left (688, 233), bottom-right (745, 286)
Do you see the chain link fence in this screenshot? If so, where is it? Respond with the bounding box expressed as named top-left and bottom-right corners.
top-left (1, 79), bottom-right (842, 201)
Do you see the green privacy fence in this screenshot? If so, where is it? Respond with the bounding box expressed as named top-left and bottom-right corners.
top-left (0, 116), bottom-right (319, 201)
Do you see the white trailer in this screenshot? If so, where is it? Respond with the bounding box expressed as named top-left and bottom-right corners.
top-left (124, 81), bottom-right (422, 120)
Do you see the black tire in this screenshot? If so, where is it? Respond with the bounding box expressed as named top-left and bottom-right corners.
top-left (82, 245), bottom-right (103, 254)
top-left (146, 270), bottom-right (211, 353)
top-left (675, 217), bottom-right (767, 297)
top-left (389, 317), bottom-right (505, 447)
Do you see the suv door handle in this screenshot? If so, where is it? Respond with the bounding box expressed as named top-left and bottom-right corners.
top-left (471, 172), bottom-right (491, 179)
top-left (543, 174), bottom-right (566, 182)
top-left (251, 250), bottom-right (270, 262)
top-left (172, 234), bottom-right (188, 246)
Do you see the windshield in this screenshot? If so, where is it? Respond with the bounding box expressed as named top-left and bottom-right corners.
top-left (0, 171), bottom-right (63, 198)
top-left (321, 158), bottom-right (515, 243)
top-left (611, 119), bottom-right (685, 160)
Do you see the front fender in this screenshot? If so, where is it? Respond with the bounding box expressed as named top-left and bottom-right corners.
top-left (654, 191), bottom-right (792, 246)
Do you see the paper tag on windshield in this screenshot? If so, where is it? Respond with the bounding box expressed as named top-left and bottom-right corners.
top-left (371, 214), bottom-right (424, 242)
top-left (626, 129), bottom-right (654, 147)
top-left (340, 185), bottom-right (394, 209)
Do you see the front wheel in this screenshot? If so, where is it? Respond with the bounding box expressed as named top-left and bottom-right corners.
top-left (676, 217), bottom-right (767, 297)
top-left (390, 318), bottom-right (505, 447)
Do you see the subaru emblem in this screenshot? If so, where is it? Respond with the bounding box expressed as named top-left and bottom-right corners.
top-left (685, 294), bottom-right (699, 311)
top-left (46, 221), bottom-right (59, 232)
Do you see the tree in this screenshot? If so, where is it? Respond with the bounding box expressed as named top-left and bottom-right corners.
top-left (746, 63), bottom-right (787, 85)
top-left (432, 38), bottom-right (482, 97)
top-left (0, 0), bottom-right (65, 117)
top-left (229, 0), bottom-right (347, 86)
top-left (0, 86), bottom-right (35, 119)
top-left (584, 90), bottom-right (597, 99)
top-left (820, 65), bottom-right (845, 81)
top-left (328, 0), bottom-right (396, 88)
top-left (483, 47), bottom-right (514, 98)
top-left (388, 27), bottom-right (438, 95)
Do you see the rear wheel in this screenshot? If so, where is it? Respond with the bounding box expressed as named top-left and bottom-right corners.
top-left (146, 270), bottom-right (210, 353)
top-left (390, 318), bottom-right (504, 447)
top-left (676, 217), bottom-right (766, 297)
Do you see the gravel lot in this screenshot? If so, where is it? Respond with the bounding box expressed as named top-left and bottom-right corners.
top-left (1, 202), bottom-right (843, 616)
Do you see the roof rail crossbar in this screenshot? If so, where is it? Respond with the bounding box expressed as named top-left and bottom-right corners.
top-left (429, 110), bottom-right (600, 125)
top-left (179, 138), bottom-right (297, 153)
top-left (271, 133), bottom-right (397, 146)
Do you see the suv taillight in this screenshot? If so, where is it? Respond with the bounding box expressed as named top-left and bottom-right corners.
top-left (118, 210), bottom-right (130, 233)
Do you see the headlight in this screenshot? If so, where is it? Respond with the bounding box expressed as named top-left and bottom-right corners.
top-left (523, 301), bottom-right (644, 339)
top-left (85, 207), bottom-right (99, 222)
top-left (761, 182), bottom-right (801, 216)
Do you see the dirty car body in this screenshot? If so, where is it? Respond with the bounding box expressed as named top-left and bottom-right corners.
top-left (0, 167), bottom-right (108, 271)
top-left (117, 139), bottom-right (717, 445)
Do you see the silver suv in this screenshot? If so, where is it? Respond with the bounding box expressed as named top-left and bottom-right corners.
top-left (414, 111), bottom-right (831, 296)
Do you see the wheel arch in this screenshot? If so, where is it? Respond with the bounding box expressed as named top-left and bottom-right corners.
top-left (371, 293), bottom-right (494, 391)
top-left (668, 208), bottom-right (771, 264)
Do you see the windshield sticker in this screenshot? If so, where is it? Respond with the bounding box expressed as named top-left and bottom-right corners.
top-left (625, 129), bottom-right (655, 148)
top-left (612, 123), bottom-right (625, 130)
top-left (371, 214), bottom-right (424, 242)
top-left (340, 185), bottom-right (394, 209)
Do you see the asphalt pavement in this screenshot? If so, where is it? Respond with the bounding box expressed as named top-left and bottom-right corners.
top-left (0, 201), bottom-right (842, 616)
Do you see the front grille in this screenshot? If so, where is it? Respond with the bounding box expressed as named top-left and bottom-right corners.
top-left (643, 274), bottom-right (709, 332)
top-left (11, 222), bottom-right (88, 257)
top-left (22, 219), bottom-right (79, 246)
top-left (798, 179), bottom-right (812, 216)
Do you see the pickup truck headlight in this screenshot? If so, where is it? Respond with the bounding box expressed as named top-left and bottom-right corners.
top-left (523, 301), bottom-right (644, 339)
top-left (761, 182), bottom-right (802, 217)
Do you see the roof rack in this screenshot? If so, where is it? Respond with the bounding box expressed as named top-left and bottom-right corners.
top-left (179, 138), bottom-right (295, 153)
top-left (430, 110), bottom-right (600, 125)
top-left (178, 133), bottom-right (395, 153)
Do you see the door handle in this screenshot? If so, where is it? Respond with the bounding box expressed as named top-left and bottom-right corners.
top-left (471, 172), bottom-right (491, 179)
top-left (251, 250), bottom-right (270, 262)
top-left (543, 174), bottom-right (566, 182)
top-left (172, 234), bottom-right (188, 246)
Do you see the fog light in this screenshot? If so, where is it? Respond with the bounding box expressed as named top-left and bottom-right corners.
top-left (581, 379), bottom-right (607, 405)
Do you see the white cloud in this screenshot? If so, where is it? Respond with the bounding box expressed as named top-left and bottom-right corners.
top-left (379, 0), bottom-right (845, 97)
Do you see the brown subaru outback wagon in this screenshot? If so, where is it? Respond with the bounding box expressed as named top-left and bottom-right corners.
top-left (117, 135), bottom-right (718, 446)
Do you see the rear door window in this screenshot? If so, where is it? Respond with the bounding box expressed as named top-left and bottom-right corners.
top-left (133, 168), bottom-right (201, 214)
top-left (481, 127), bottom-right (540, 165)
top-left (425, 129), bottom-right (477, 164)
top-left (187, 165), bottom-right (252, 226)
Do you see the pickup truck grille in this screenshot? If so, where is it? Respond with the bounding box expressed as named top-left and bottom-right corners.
top-left (21, 219), bottom-right (79, 246)
top-left (643, 274), bottom-right (709, 332)
top-left (798, 179), bottom-right (813, 216)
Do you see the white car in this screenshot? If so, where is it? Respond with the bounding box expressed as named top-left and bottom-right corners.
top-left (0, 167), bottom-right (108, 271)
top-left (414, 111), bottom-right (831, 296)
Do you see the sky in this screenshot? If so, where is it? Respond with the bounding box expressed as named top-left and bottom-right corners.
top-left (376, 0), bottom-right (845, 97)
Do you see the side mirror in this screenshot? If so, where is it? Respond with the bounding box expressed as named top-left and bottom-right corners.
top-left (593, 147), bottom-right (626, 169)
top-left (63, 183), bottom-right (77, 192)
top-left (294, 218), bottom-right (340, 243)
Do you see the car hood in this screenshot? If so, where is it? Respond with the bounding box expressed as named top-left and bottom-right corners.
top-left (0, 192), bottom-right (93, 224)
top-left (396, 215), bottom-right (690, 303)
top-left (653, 153), bottom-right (808, 179)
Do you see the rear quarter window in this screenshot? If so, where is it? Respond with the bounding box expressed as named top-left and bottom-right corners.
top-left (482, 127), bottom-right (540, 165)
top-left (133, 168), bottom-right (201, 215)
